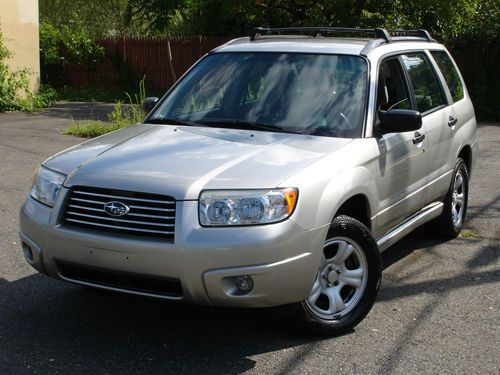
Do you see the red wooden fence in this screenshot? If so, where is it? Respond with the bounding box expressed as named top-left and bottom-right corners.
top-left (61, 36), bottom-right (233, 92)
top-left (52, 35), bottom-right (497, 120)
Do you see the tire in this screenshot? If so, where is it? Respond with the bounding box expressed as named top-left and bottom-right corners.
top-left (428, 158), bottom-right (469, 239)
top-left (294, 215), bottom-right (382, 336)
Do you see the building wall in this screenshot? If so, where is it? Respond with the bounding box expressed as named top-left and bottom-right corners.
top-left (0, 0), bottom-right (40, 92)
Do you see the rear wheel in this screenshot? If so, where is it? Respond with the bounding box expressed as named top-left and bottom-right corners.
top-left (295, 215), bottom-right (381, 336)
top-left (428, 158), bottom-right (469, 238)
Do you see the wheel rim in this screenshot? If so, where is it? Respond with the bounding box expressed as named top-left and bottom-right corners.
top-left (451, 170), bottom-right (465, 228)
top-left (305, 236), bottom-right (368, 320)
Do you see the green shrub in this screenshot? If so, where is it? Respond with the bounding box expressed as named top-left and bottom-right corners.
top-left (0, 28), bottom-right (31, 111)
top-left (64, 77), bottom-right (146, 138)
top-left (63, 120), bottom-right (124, 138)
top-left (1, 25), bottom-right (58, 112)
top-left (39, 18), bottom-right (105, 67)
top-left (31, 84), bottom-right (59, 109)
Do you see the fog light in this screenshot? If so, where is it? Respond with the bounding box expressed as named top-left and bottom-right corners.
top-left (235, 275), bottom-right (254, 293)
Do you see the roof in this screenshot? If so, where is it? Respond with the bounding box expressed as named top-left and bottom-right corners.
top-left (213, 27), bottom-right (443, 57)
top-left (216, 37), bottom-right (369, 55)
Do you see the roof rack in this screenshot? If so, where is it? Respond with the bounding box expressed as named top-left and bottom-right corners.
top-left (249, 27), bottom-right (435, 43)
top-left (387, 29), bottom-right (436, 42)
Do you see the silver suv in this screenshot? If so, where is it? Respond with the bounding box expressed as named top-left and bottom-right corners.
top-left (20, 27), bottom-right (477, 335)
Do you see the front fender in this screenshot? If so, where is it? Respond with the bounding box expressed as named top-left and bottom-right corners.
top-left (281, 139), bottom-right (379, 231)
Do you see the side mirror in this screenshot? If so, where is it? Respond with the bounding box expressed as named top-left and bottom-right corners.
top-left (141, 97), bottom-right (159, 114)
top-left (378, 109), bottom-right (422, 133)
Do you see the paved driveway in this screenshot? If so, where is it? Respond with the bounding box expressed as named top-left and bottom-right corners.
top-left (0, 105), bottom-right (498, 374)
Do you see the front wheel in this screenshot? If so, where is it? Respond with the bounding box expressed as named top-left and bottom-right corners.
top-left (295, 215), bottom-right (381, 336)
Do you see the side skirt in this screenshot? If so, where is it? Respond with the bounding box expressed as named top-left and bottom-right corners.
top-left (376, 202), bottom-right (443, 252)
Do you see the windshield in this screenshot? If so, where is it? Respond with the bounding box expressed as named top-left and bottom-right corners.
top-left (148, 52), bottom-right (368, 138)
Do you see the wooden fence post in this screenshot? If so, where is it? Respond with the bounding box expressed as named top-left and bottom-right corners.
top-left (167, 40), bottom-right (176, 83)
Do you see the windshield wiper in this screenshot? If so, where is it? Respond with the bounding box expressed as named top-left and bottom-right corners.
top-left (200, 119), bottom-right (285, 133)
top-left (144, 117), bottom-right (200, 127)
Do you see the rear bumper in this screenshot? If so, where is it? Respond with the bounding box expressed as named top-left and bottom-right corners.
top-left (19, 188), bottom-right (327, 307)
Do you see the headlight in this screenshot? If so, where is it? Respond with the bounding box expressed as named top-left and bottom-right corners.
top-left (199, 188), bottom-right (298, 226)
top-left (30, 166), bottom-right (66, 207)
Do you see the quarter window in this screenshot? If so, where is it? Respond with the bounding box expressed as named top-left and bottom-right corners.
top-left (431, 51), bottom-right (464, 102)
top-left (401, 53), bottom-right (446, 113)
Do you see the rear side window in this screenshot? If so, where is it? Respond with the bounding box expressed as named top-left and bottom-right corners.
top-left (401, 53), bottom-right (446, 113)
top-left (431, 51), bottom-right (464, 102)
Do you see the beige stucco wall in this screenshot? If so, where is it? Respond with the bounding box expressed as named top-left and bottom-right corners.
top-left (0, 0), bottom-right (40, 92)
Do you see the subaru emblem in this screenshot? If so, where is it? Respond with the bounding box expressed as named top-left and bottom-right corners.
top-left (104, 201), bottom-right (130, 217)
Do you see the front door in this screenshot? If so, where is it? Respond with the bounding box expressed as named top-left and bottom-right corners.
top-left (372, 56), bottom-right (429, 237)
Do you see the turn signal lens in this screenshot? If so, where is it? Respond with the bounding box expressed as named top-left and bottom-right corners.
top-left (283, 188), bottom-right (298, 214)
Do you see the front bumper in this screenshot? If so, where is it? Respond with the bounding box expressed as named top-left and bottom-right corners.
top-left (19, 188), bottom-right (327, 307)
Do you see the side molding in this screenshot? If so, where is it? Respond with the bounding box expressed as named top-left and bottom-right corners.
top-left (377, 202), bottom-right (443, 251)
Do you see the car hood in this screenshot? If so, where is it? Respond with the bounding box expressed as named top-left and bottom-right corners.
top-left (44, 124), bottom-right (352, 200)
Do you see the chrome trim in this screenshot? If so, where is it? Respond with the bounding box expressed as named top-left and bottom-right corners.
top-left (66, 211), bottom-right (175, 227)
top-left (377, 202), bottom-right (443, 251)
top-left (73, 190), bottom-right (175, 204)
top-left (68, 204), bottom-right (174, 218)
top-left (126, 211), bottom-right (174, 219)
top-left (127, 204), bottom-right (175, 212)
top-left (68, 204), bottom-right (104, 212)
top-left (70, 197), bottom-right (175, 212)
top-left (65, 218), bottom-right (175, 234)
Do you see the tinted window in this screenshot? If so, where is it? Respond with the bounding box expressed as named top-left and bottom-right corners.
top-left (401, 53), bottom-right (446, 113)
top-left (377, 58), bottom-right (411, 111)
top-left (151, 53), bottom-right (368, 138)
top-left (431, 51), bottom-right (464, 102)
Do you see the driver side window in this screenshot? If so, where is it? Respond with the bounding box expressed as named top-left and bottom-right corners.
top-left (377, 58), bottom-right (411, 111)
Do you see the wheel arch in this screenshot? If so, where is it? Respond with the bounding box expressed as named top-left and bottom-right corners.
top-left (458, 145), bottom-right (472, 174)
top-left (334, 194), bottom-right (372, 230)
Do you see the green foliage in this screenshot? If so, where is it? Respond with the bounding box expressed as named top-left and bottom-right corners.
top-left (119, 0), bottom-right (490, 39)
top-left (64, 77), bottom-right (146, 137)
top-left (39, 22), bottom-right (61, 65)
top-left (0, 28), bottom-right (29, 111)
top-left (459, 229), bottom-right (479, 238)
top-left (63, 120), bottom-right (124, 138)
top-left (31, 84), bottom-right (59, 109)
top-left (40, 0), bottom-right (500, 40)
top-left (39, 18), bottom-right (105, 66)
top-left (41, 0), bottom-right (499, 120)
top-left (40, 0), bottom-right (132, 37)
top-left (0, 26), bottom-right (57, 112)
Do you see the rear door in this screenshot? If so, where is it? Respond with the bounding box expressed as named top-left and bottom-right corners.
top-left (426, 50), bottom-right (469, 202)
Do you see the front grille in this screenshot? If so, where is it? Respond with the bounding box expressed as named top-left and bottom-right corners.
top-left (63, 186), bottom-right (176, 241)
top-left (56, 260), bottom-right (183, 298)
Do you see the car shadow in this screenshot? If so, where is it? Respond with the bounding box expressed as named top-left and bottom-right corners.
top-left (1, 227), bottom-right (497, 374)
top-left (0, 274), bottom-right (321, 374)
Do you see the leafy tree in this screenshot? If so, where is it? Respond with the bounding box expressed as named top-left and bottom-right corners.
top-left (40, 0), bottom-right (131, 37)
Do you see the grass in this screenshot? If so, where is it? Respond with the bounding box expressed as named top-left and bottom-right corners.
top-left (459, 229), bottom-right (479, 239)
top-left (64, 79), bottom-right (146, 138)
top-left (63, 120), bottom-right (124, 138)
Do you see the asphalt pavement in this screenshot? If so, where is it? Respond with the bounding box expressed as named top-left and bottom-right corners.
top-left (0, 104), bottom-right (498, 374)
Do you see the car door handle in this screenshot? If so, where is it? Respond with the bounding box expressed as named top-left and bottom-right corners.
top-left (448, 116), bottom-right (458, 127)
top-left (412, 131), bottom-right (425, 144)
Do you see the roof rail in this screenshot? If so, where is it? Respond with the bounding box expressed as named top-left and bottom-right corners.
top-left (250, 27), bottom-right (392, 41)
top-left (387, 29), bottom-right (436, 42)
top-left (249, 27), bottom-right (435, 43)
